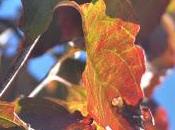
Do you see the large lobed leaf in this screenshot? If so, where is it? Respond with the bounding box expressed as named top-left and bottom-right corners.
top-left (81, 0), bottom-right (145, 129)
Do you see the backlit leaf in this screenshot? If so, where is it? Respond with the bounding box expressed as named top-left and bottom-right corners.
top-left (65, 85), bottom-right (88, 116)
top-left (0, 100), bottom-right (28, 129)
top-left (167, 0), bottom-right (175, 13)
top-left (48, 84), bottom-right (88, 116)
top-left (81, 0), bottom-right (145, 129)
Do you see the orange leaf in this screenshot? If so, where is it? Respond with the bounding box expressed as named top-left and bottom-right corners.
top-left (81, 0), bottom-right (145, 129)
top-left (0, 100), bottom-right (28, 129)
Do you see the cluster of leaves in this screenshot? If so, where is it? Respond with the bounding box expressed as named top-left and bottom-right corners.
top-left (0, 0), bottom-right (174, 129)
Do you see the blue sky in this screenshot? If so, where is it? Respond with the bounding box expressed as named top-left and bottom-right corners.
top-left (0, 0), bottom-right (21, 20)
top-left (1, 0), bottom-right (175, 129)
top-left (153, 70), bottom-right (175, 130)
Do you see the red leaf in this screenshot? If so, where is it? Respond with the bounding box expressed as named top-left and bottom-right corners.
top-left (143, 100), bottom-right (169, 130)
top-left (154, 107), bottom-right (169, 130)
top-left (81, 0), bottom-right (145, 129)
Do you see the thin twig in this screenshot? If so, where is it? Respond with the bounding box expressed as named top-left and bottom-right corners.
top-left (28, 47), bottom-right (79, 98)
top-left (0, 36), bottom-right (41, 98)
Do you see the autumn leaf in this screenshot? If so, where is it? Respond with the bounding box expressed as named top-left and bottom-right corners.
top-left (81, 0), bottom-right (145, 129)
top-left (144, 99), bottom-right (169, 130)
top-left (143, 107), bottom-right (168, 130)
top-left (0, 100), bottom-right (29, 129)
top-left (154, 107), bottom-right (169, 130)
top-left (167, 0), bottom-right (175, 13)
top-left (46, 83), bottom-right (88, 116)
top-left (64, 85), bottom-right (88, 116)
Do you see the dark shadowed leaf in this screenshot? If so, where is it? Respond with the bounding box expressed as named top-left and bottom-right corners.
top-left (45, 84), bottom-right (87, 116)
top-left (21, 0), bottom-right (62, 43)
top-left (18, 98), bottom-right (83, 130)
top-left (30, 1), bottom-right (85, 57)
top-left (151, 14), bottom-right (175, 70)
top-left (58, 58), bottom-right (86, 84)
top-left (21, 0), bottom-right (88, 57)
